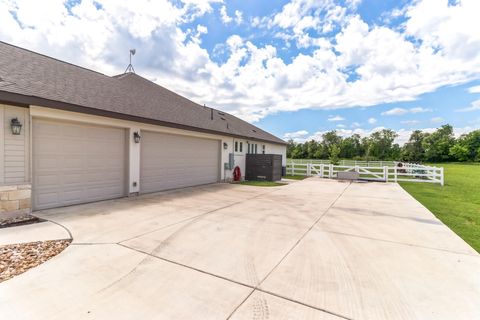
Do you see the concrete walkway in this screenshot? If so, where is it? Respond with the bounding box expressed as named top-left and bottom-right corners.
top-left (0, 221), bottom-right (70, 246)
top-left (0, 179), bottom-right (479, 319)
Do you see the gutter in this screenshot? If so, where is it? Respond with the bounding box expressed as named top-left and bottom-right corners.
top-left (0, 90), bottom-right (287, 146)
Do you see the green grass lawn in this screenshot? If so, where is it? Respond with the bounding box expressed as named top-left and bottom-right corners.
top-left (284, 175), bottom-right (307, 180)
top-left (240, 180), bottom-right (286, 187)
top-left (399, 163), bottom-right (480, 252)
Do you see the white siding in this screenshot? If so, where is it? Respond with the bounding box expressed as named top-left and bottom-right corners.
top-left (0, 104), bottom-right (30, 185)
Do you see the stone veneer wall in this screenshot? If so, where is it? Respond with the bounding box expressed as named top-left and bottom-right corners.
top-left (0, 184), bottom-right (31, 219)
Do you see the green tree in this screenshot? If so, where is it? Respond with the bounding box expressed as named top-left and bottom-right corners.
top-left (365, 129), bottom-right (398, 160)
top-left (286, 139), bottom-right (296, 158)
top-left (305, 140), bottom-right (321, 159)
top-left (321, 131), bottom-right (342, 159)
top-left (329, 144), bottom-right (340, 164)
top-left (422, 125), bottom-right (455, 162)
top-left (340, 134), bottom-right (362, 159)
top-left (402, 130), bottom-right (428, 162)
top-left (449, 130), bottom-right (480, 161)
top-left (449, 144), bottom-right (469, 161)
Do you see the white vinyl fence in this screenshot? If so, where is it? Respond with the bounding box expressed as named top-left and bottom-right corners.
top-left (287, 161), bottom-right (444, 185)
top-left (287, 159), bottom-right (397, 167)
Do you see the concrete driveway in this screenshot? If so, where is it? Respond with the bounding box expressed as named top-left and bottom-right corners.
top-left (1, 179), bottom-right (479, 319)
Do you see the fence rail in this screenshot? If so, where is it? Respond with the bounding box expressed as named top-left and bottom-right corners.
top-left (287, 159), bottom-right (397, 167)
top-left (287, 162), bottom-right (444, 185)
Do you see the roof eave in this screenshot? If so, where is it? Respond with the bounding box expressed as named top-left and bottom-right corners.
top-left (0, 90), bottom-right (287, 146)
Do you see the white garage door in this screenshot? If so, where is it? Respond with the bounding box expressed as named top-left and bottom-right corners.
top-left (33, 119), bottom-right (126, 210)
top-left (140, 131), bottom-right (220, 193)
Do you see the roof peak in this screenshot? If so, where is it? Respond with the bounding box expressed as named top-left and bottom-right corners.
top-left (0, 41), bottom-right (110, 77)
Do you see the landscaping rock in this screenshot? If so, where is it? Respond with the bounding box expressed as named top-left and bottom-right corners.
top-left (0, 215), bottom-right (40, 228)
top-left (0, 240), bottom-right (70, 282)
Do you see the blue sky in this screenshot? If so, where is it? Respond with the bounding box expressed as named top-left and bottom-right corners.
top-left (1, 0), bottom-right (480, 144)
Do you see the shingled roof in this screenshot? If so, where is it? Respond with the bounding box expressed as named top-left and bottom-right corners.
top-left (0, 41), bottom-right (285, 145)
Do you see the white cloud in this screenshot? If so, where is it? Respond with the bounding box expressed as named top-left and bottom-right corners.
top-left (401, 120), bottom-right (420, 125)
top-left (220, 6), bottom-right (242, 25)
top-left (336, 124), bottom-right (346, 128)
top-left (467, 85), bottom-right (480, 93)
top-left (410, 107), bottom-right (432, 113)
top-left (368, 117), bottom-right (377, 124)
top-left (269, 0), bottom-right (347, 48)
top-left (1, 0), bottom-right (480, 123)
top-left (430, 116), bottom-right (444, 123)
top-left (351, 121), bottom-right (361, 128)
top-left (328, 115), bottom-right (345, 121)
top-left (345, 0), bottom-right (362, 10)
top-left (303, 126), bottom-right (386, 143)
top-left (283, 129), bottom-right (309, 141)
top-left (456, 99), bottom-right (480, 112)
top-left (219, 5), bottom-right (232, 24)
top-left (382, 108), bottom-right (408, 116)
top-left (234, 10), bottom-right (243, 24)
top-left (382, 107), bottom-right (431, 116)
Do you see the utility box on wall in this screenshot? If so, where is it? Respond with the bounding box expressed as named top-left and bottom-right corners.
top-left (245, 154), bottom-right (282, 181)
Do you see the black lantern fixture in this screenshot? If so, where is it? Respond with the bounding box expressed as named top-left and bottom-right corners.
top-left (223, 142), bottom-right (228, 150)
top-left (10, 118), bottom-right (22, 135)
top-left (133, 131), bottom-right (141, 143)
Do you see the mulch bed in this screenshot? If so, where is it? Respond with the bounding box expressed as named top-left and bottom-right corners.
top-left (0, 240), bottom-right (71, 283)
top-left (0, 215), bottom-right (42, 229)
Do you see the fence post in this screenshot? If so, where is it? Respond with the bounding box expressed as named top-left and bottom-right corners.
top-left (383, 166), bottom-right (388, 182)
top-left (354, 165), bottom-right (359, 173)
top-left (329, 164), bottom-right (333, 178)
top-left (440, 167), bottom-right (444, 186)
top-left (307, 164), bottom-right (311, 176)
top-left (291, 162), bottom-right (295, 175)
top-left (320, 164), bottom-right (324, 178)
top-left (394, 165), bottom-right (398, 183)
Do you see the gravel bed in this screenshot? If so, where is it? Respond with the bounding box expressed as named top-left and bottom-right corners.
top-left (0, 240), bottom-right (71, 283)
top-left (0, 215), bottom-right (41, 228)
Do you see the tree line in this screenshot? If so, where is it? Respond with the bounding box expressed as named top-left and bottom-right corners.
top-left (287, 125), bottom-right (480, 163)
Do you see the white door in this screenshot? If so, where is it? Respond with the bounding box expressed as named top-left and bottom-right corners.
top-left (33, 118), bottom-right (126, 210)
top-left (140, 131), bottom-right (220, 193)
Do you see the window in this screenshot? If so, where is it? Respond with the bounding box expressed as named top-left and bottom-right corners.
top-left (239, 142), bottom-right (243, 152)
top-left (235, 141), bottom-right (238, 152)
top-left (247, 143), bottom-right (251, 154)
top-left (254, 144), bottom-right (258, 154)
top-left (262, 145), bottom-right (265, 154)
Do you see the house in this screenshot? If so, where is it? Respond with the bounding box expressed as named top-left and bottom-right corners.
top-left (0, 41), bottom-right (286, 216)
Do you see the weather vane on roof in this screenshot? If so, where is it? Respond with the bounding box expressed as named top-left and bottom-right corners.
top-left (124, 49), bottom-right (136, 74)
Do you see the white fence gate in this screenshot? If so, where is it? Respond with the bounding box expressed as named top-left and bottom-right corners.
top-left (287, 162), bottom-right (444, 185)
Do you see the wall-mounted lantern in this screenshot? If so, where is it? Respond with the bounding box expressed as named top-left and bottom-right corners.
top-left (133, 131), bottom-right (141, 143)
top-left (223, 142), bottom-right (228, 150)
top-left (11, 118), bottom-right (22, 135)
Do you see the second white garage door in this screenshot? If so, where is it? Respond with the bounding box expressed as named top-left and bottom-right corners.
top-left (140, 131), bottom-right (220, 193)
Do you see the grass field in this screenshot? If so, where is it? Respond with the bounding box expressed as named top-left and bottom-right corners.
top-left (399, 163), bottom-right (480, 252)
top-left (240, 181), bottom-right (286, 187)
top-left (284, 175), bottom-right (307, 180)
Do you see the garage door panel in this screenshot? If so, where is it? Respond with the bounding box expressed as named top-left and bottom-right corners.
top-left (140, 131), bottom-right (220, 194)
top-left (33, 119), bottom-right (126, 210)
